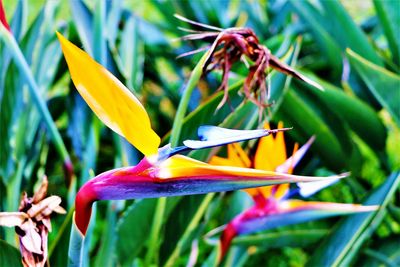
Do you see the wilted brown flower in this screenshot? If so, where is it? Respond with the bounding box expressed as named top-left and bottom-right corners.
top-left (0, 176), bottom-right (66, 267)
top-left (176, 14), bottom-right (322, 113)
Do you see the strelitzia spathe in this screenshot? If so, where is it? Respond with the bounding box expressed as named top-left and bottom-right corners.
top-left (56, 33), bottom-right (346, 238)
top-left (209, 123), bottom-right (378, 260)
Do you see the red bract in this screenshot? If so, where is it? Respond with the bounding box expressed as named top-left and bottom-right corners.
top-left (0, 0), bottom-right (11, 32)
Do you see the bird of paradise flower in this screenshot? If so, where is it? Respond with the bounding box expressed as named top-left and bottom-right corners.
top-left (55, 33), bottom-right (350, 242)
top-left (209, 122), bottom-right (378, 261)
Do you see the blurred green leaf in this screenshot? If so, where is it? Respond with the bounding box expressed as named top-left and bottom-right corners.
top-left (288, 0), bottom-right (343, 73)
top-left (69, 0), bottom-right (93, 55)
top-left (308, 171), bottom-right (400, 266)
top-left (347, 49), bottom-right (400, 126)
top-left (277, 89), bottom-right (347, 170)
top-left (295, 77), bottom-right (387, 152)
top-left (9, 0), bottom-right (27, 41)
top-left (94, 202), bottom-right (117, 267)
top-left (0, 239), bottom-right (22, 267)
top-left (116, 197), bottom-right (180, 265)
top-left (118, 15), bottom-right (144, 91)
top-left (373, 0), bottom-right (400, 66)
top-left (359, 236), bottom-right (400, 266)
top-left (319, 0), bottom-right (382, 66)
top-left (233, 229), bottom-right (329, 248)
top-left (116, 199), bottom-right (158, 264)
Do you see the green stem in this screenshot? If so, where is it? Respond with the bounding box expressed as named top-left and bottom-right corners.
top-left (0, 24), bottom-right (72, 171)
top-left (68, 218), bottom-right (84, 267)
top-left (164, 193), bottom-right (215, 267)
top-left (169, 52), bottom-right (209, 147)
top-left (145, 52), bottom-right (209, 266)
top-left (48, 207), bottom-right (75, 257)
top-left (144, 197), bottom-right (167, 266)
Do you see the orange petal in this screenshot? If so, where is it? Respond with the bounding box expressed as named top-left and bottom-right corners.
top-left (57, 32), bottom-right (160, 156)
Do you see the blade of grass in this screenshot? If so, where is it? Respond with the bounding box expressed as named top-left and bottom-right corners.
top-left (164, 193), bottom-right (215, 267)
top-left (0, 24), bottom-right (73, 177)
top-left (68, 217), bottom-right (84, 267)
top-left (347, 49), bottom-right (400, 126)
top-left (373, 0), bottom-right (400, 66)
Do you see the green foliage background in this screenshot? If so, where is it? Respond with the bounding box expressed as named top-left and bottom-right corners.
top-left (1, 0), bottom-right (399, 266)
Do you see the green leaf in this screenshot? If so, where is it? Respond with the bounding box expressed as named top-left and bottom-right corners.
top-left (361, 236), bottom-right (400, 266)
top-left (116, 199), bottom-right (158, 264)
top-left (295, 77), bottom-right (387, 152)
top-left (9, 0), bottom-right (27, 41)
top-left (319, 0), bottom-right (383, 66)
top-left (232, 229), bottom-right (329, 248)
top-left (288, 0), bottom-right (343, 73)
top-left (119, 15), bottom-right (144, 91)
top-left (0, 239), bottom-right (22, 267)
top-left (307, 171), bottom-right (400, 266)
top-left (67, 222), bottom-right (84, 267)
top-left (93, 202), bottom-right (117, 267)
top-left (277, 89), bottom-right (347, 170)
top-left (69, 0), bottom-right (93, 56)
top-left (115, 197), bottom-right (180, 265)
top-left (347, 49), bottom-right (400, 126)
top-left (373, 0), bottom-right (400, 65)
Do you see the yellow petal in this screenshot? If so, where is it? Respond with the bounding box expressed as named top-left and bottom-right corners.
top-left (228, 143), bottom-right (251, 168)
top-left (274, 121), bottom-right (287, 166)
top-left (157, 155), bottom-right (339, 183)
top-left (209, 156), bottom-right (238, 167)
top-left (57, 32), bottom-right (160, 156)
top-left (254, 124), bottom-right (274, 170)
top-left (273, 184), bottom-right (289, 199)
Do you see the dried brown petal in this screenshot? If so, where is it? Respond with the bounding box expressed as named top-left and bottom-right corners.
top-left (41, 218), bottom-right (52, 232)
top-left (32, 176), bottom-right (48, 204)
top-left (178, 18), bottom-right (323, 115)
top-left (20, 219), bottom-right (42, 254)
top-left (27, 196), bottom-right (62, 218)
top-left (19, 192), bottom-right (29, 211)
top-left (0, 212), bottom-right (28, 227)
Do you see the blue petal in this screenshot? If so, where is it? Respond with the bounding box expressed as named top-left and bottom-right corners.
top-left (183, 126), bottom-right (291, 150)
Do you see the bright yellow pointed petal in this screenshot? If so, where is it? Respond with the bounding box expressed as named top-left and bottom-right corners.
top-left (274, 184), bottom-right (290, 199)
top-left (209, 156), bottom-right (238, 167)
top-left (227, 143), bottom-right (251, 168)
top-left (274, 121), bottom-right (287, 166)
top-left (57, 32), bottom-right (160, 156)
top-left (255, 122), bottom-right (288, 171)
top-left (232, 143), bottom-right (252, 167)
top-left (254, 134), bottom-right (274, 171)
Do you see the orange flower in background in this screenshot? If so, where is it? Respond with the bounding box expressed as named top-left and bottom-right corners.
top-left (211, 122), bottom-right (300, 200)
top-left (210, 122), bottom-right (378, 261)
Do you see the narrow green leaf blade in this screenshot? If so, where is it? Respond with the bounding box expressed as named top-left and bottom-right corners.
top-left (320, 0), bottom-right (383, 66)
top-left (0, 239), bottom-right (22, 267)
top-left (347, 49), bottom-right (400, 126)
top-left (373, 0), bottom-right (400, 65)
top-left (116, 199), bottom-right (158, 264)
